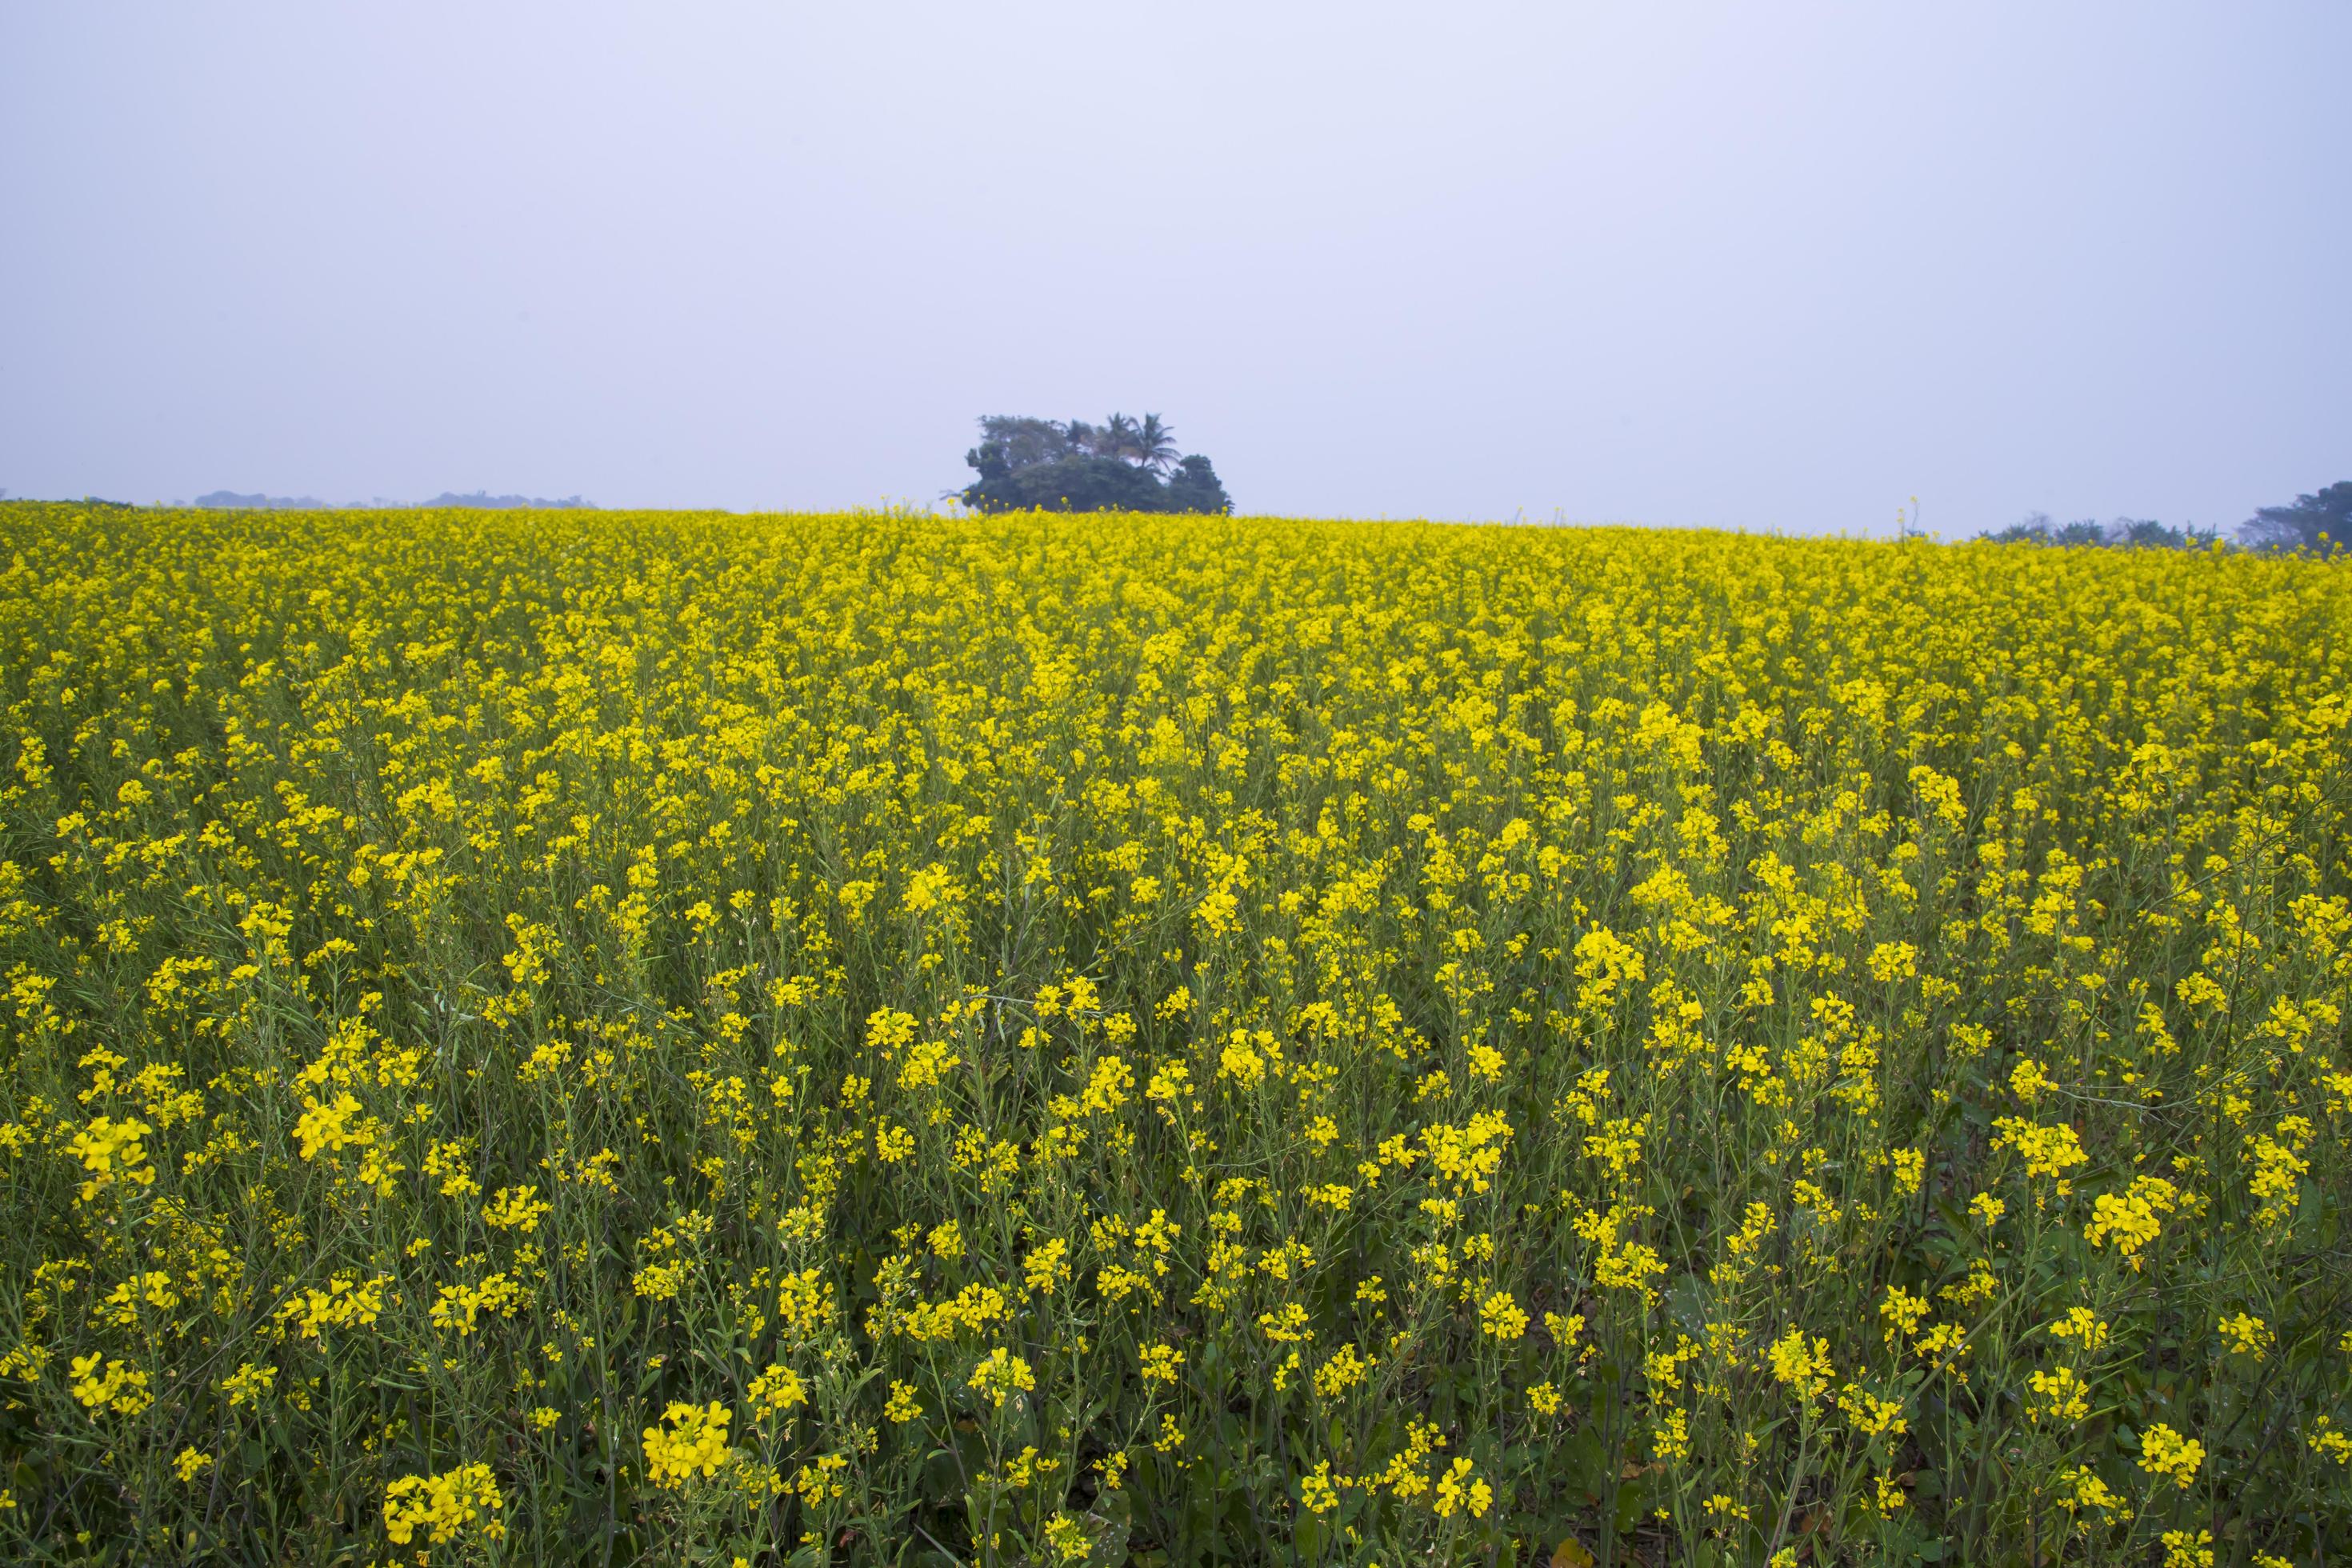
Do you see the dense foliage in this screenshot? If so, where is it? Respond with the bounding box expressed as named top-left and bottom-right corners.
top-left (2240, 484), bottom-right (2351, 557)
top-left (958, 417), bottom-right (1231, 516)
top-left (1976, 517), bottom-right (2222, 551)
top-left (1978, 483), bottom-right (2350, 555)
top-left (0, 502), bottom-right (2347, 1567)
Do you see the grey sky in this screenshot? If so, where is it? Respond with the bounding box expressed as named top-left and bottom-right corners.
top-left (3, 2), bottom-right (2345, 534)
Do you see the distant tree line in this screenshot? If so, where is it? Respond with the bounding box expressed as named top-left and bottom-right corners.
top-left (956, 414), bottom-right (1231, 514)
top-left (2238, 482), bottom-right (2350, 554)
top-left (191, 490), bottom-right (597, 511)
top-left (1978, 514), bottom-right (2222, 550)
top-left (1980, 481), bottom-right (2347, 554)
top-left (415, 492), bottom-right (596, 510)
top-left (195, 491), bottom-right (335, 510)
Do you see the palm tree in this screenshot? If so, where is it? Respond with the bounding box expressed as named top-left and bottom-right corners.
top-left (1099, 413), bottom-right (1142, 464)
top-left (1135, 414), bottom-right (1179, 474)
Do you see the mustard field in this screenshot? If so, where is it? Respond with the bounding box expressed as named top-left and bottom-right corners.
top-left (0, 501), bottom-right (2346, 1568)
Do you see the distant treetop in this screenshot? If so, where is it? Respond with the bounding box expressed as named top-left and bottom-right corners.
top-left (192, 490), bottom-right (598, 511)
top-left (2240, 481), bottom-right (2349, 555)
top-left (1978, 514), bottom-right (2219, 550)
top-left (1978, 482), bottom-right (2348, 555)
top-left (196, 491), bottom-right (332, 510)
top-left (955, 414), bottom-right (1231, 515)
top-left (421, 492), bottom-right (597, 510)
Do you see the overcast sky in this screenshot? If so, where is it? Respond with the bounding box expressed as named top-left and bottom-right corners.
top-left (2, 3), bottom-right (2345, 534)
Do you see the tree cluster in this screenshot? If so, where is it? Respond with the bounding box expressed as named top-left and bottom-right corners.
top-left (957, 414), bottom-right (1232, 515)
top-left (1979, 482), bottom-right (2348, 555)
top-left (1978, 514), bottom-right (2222, 550)
top-left (2238, 481), bottom-right (2349, 555)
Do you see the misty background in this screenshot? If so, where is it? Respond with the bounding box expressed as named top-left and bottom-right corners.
top-left (2, 2), bottom-right (2345, 534)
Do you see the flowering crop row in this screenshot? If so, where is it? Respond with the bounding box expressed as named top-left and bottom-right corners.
top-left (0, 502), bottom-right (2346, 1566)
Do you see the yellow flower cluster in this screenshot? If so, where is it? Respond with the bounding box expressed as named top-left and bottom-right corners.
top-left (642, 1402), bottom-right (734, 1487)
top-left (967, 1346), bottom-right (1037, 1409)
top-left (2082, 1174), bottom-right (2182, 1265)
top-left (746, 1362), bottom-right (808, 1418)
top-left (382, 1462), bottom-right (502, 1546)
top-left (2139, 1423), bottom-right (2206, 1490)
top-left (68, 1354), bottom-right (150, 1416)
top-left (278, 1273), bottom-right (391, 1339)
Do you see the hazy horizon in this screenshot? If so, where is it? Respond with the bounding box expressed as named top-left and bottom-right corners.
top-left (4, 3), bottom-right (2346, 537)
